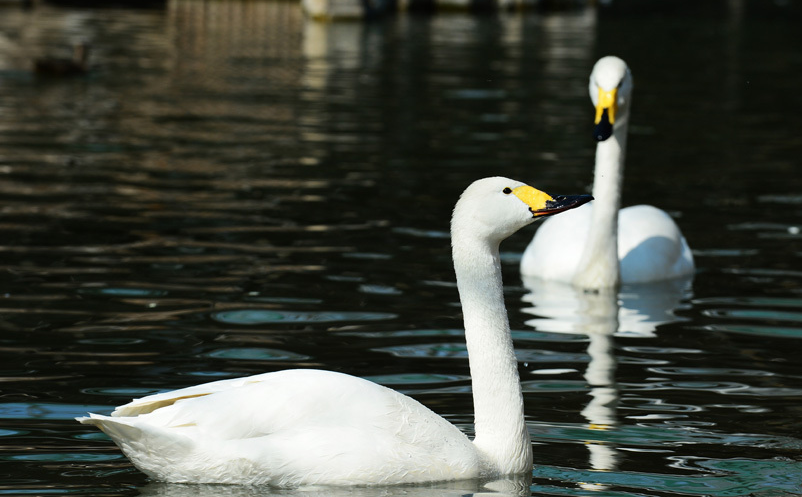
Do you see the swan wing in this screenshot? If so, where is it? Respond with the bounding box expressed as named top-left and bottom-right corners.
top-left (77, 369), bottom-right (479, 485)
top-left (618, 205), bottom-right (694, 283)
top-left (105, 371), bottom-right (282, 417)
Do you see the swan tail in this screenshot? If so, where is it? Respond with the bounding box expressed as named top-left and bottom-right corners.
top-left (77, 413), bottom-right (145, 441)
top-left (77, 414), bottom-right (194, 481)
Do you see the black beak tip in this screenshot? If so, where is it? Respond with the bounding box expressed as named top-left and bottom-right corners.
top-left (593, 108), bottom-right (614, 142)
top-left (534, 194), bottom-right (593, 218)
top-left (563, 194), bottom-right (593, 210)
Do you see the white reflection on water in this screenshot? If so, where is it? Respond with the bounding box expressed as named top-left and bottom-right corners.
top-left (521, 276), bottom-right (692, 339)
top-left (520, 276), bottom-right (693, 482)
top-left (140, 476), bottom-right (533, 497)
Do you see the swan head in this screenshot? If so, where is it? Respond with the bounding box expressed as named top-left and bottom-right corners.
top-left (589, 56), bottom-right (633, 142)
top-left (452, 177), bottom-right (592, 244)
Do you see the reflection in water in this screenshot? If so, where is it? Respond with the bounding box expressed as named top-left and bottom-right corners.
top-left (140, 477), bottom-right (532, 497)
top-left (522, 276), bottom-right (692, 338)
top-left (520, 276), bottom-right (692, 480)
top-left (579, 295), bottom-right (619, 477)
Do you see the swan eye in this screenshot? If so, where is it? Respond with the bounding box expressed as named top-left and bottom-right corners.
top-left (503, 187), bottom-right (512, 194)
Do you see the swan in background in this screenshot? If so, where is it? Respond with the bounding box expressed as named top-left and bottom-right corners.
top-left (78, 177), bottom-right (592, 486)
top-left (520, 56), bottom-right (694, 289)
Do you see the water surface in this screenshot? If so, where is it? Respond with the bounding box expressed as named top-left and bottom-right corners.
top-left (0, 1), bottom-right (801, 496)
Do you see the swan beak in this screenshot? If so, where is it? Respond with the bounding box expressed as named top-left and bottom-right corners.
top-left (512, 186), bottom-right (593, 218)
top-left (593, 87), bottom-right (617, 142)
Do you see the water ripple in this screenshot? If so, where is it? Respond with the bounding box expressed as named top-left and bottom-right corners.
top-left (375, 343), bottom-right (589, 363)
top-left (700, 324), bottom-right (802, 339)
top-left (81, 387), bottom-right (162, 398)
top-left (1, 453), bottom-right (123, 462)
top-left (339, 329), bottom-right (464, 338)
top-left (702, 308), bottom-right (802, 323)
top-left (203, 348), bottom-right (310, 361)
top-left (212, 309), bottom-right (397, 325)
top-left (536, 421), bottom-right (802, 449)
top-left (647, 367), bottom-right (775, 377)
top-left (620, 397), bottom-right (704, 414)
top-left (0, 403), bottom-right (112, 421)
top-left (77, 287), bottom-right (168, 297)
top-left (533, 458), bottom-right (802, 496)
top-left (365, 373), bottom-right (468, 385)
top-left (692, 296), bottom-right (802, 308)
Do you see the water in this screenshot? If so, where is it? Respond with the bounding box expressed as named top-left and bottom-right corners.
top-left (1, 1), bottom-right (801, 495)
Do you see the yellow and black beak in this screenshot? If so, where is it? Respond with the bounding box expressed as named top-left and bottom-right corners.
top-left (511, 185), bottom-right (593, 219)
top-left (593, 87), bottom-right (618, 142)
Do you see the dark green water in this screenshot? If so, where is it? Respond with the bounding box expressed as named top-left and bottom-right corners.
top-left (0, 1), bottom-right (801, 495)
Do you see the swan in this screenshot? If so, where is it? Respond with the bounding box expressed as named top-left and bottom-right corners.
top-left (77, 177), bottom-right (592, 486)
top-left (519, 56), bottom-right (694, 289)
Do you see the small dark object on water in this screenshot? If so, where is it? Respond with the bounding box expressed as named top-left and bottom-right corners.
top-left (34, 43), bottom-right (90, 76)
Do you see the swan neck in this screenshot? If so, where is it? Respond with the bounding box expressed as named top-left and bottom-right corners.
top-left (574, 117), bottom-right (628, 289)
top-left (591, 124), bottom-right (626, 205)
top-left (451, 229), bottom-right (531, 475)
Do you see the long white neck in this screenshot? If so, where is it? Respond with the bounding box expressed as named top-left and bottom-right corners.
top-left (451, 228), bottom-right (532, 476)
top-left (573, 112), bottom-right (629, 290)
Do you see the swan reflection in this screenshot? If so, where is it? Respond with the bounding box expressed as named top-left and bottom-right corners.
top-left (520, 276), bottom-right (692, 478)
top-left (140, 476), bottom-right (532, 497)
top-left (522, 276), bottom-right (692, 339)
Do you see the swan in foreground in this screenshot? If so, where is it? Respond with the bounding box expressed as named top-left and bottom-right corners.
top-left (78, 177), bottom-right (592, 486)
top-left (520, 56), bottom-right (694, 289)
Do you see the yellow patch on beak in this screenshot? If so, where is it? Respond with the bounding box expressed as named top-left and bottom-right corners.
top-left (511, 185), bottom-right (553, 215)
top-left (594, 87), bottom-right (618, 125)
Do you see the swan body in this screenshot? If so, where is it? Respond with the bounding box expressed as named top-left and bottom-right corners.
top-left (521, 204), bottom-right (693, 285)
top-left (520, 56), bottom-right (694, 289)
top-left (78, 177), bottom-right (591, 486)
top-left (80, 370), bottom-right (479, 485)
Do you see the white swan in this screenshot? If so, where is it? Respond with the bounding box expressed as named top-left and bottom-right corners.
top-left (520, 56), bottom-right (694, 289)
top-left (77, 177), bottom-right (592, 486)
